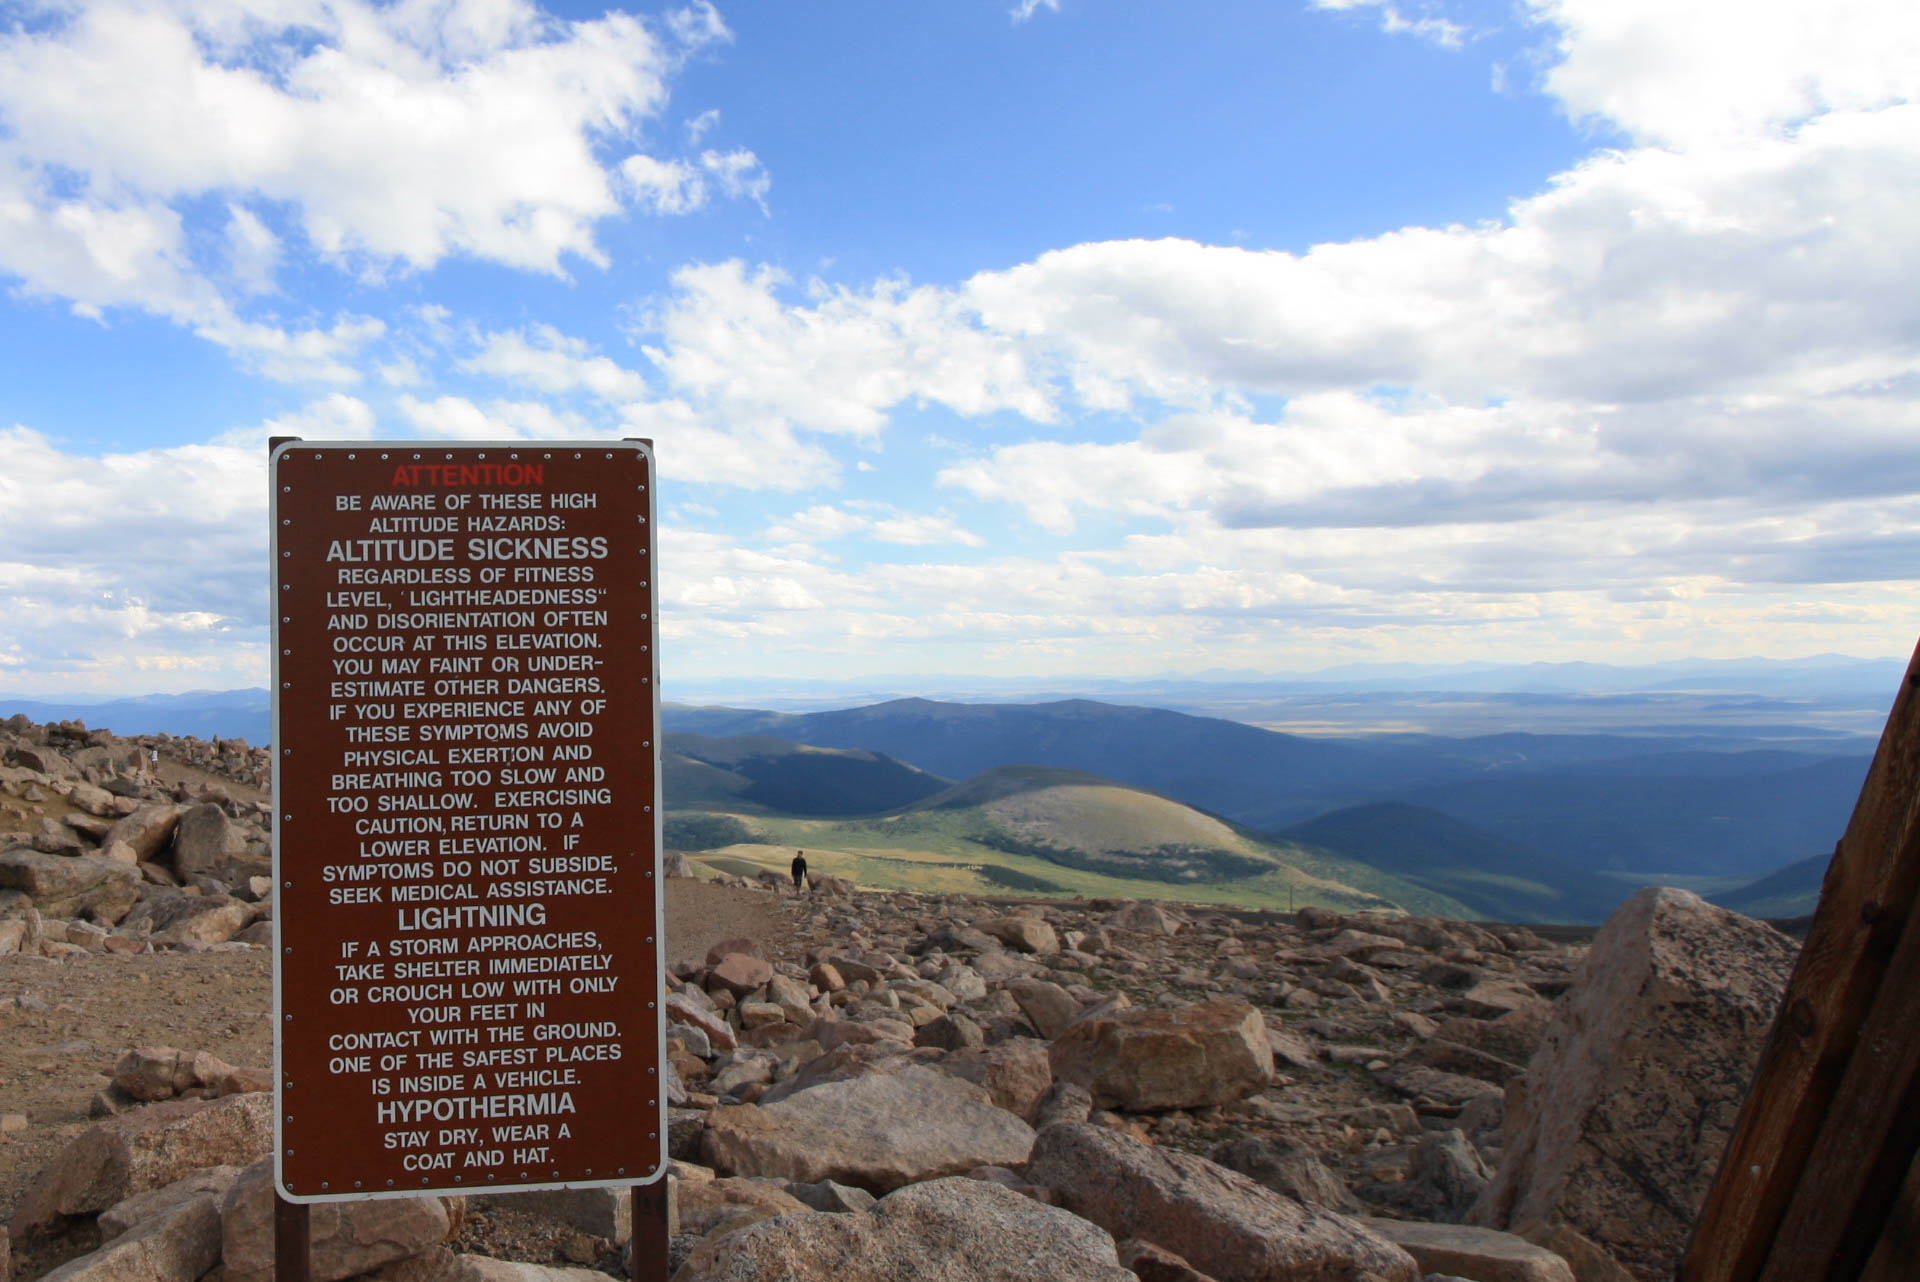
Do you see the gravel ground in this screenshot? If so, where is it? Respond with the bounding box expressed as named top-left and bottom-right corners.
top-left (0, 876), bottom-right (795, 1280)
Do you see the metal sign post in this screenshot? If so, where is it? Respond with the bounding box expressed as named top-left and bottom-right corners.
top-left (270, 440), bottom-right (665, 1209)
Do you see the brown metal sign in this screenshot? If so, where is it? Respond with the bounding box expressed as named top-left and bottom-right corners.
top-left (270, 440), bottom-right (663, 1202)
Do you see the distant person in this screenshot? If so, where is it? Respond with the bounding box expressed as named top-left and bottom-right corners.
top-left (791, 850), bottom-right (807, 892)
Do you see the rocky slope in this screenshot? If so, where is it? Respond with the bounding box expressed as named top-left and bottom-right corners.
top-left (0, 715), bottom-right (1801, 1282)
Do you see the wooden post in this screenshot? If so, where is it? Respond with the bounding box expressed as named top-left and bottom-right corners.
top-left (631, 1179), bottom-right (671, 1282)
top-left (274, 1193), bottom-right (311, 1282)
top-left (1682, 638), bottom-right (1920, 1280)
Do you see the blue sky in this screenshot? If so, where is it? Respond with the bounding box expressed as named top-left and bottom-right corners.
top-left (1, 0), bottom-right (1916, 697)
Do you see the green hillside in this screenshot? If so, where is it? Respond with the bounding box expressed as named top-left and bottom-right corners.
top-left (671, 763), bottom-right (1471, 916)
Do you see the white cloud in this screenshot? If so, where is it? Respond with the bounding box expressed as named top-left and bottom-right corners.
top-left (763, 504), bottom-right (986, 547)
top-left (1010, 0), bottom-right (1060, 23)
top-left (0, 425), bottom-right (271, 691)
top-left (1312, 0), bottom-right (1466, 49)
top-left (1530, 0), bottom-right (1920, 146)
top-left (215, 393), bottom-right (380, 450)
top-left (619, 147), bottom-right (769, 215)
top-left (462, 325), bottom-right (649, 401)
top-left (0, 0), bottom-right (744, 387)
top-left (223, 204), bottom-right (282, 296)
top-left (637, 260), bottom-right (1054, 441)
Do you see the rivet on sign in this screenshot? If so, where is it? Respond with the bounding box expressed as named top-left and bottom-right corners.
top-left (282, 550), bottom-right (290, 557)
top-left (619, 1168), bottom-right (627, 1175)
top-left (282, 519), bottom-right (290, 526)
top-left (643, 804), bottom-right (651, 812)
top-left (387, 1180), bottom-right (395, 1187)
top-left (649, 1133), bottom-right (657, 1141)
top-left (354, 1182), bottom-right (362, 1189)
top-left (283, 880), bottom-right (292, 887)
top-left (282, 584), bottom-right (290, 591)
top-left (320, 1181), bottom-right (328, 1189)
top-left (648, 1100), bottom-right (655, 1109)
top-left (285, 1148), bottom-right (294, 1156)
top-left (284, 947), bottom-right (291, 954)
top-left (285, 1014), bottom-right (293, 1021)
top-left (647, 1066), bottom-right (656, 1074)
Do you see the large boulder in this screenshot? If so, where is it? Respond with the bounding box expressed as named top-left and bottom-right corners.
top-left (11, 1093), bottom-right (273, 1236)
top-left (672, 1176), bottom-right (1135, 1282)
top-left (1027, 1122), bottom-right (1419, 1282)
top-left (102, 805), bottom-right (185, 864)
top-left (220, 1157), bottom-right (452, 1282)
top-left (35, 1189), bottom-right (222, 1282)
top-left (1356, 1218), bottom-right (1575, 1282)
top-left (113, 1048), bottom-right (262, 1102)
top-left (1470, 888), bottom-right (1797, 1281)
top-left (0, 849), bottom-right (141, 923)
top-left (701, 1065), bottom-right (1035, 1193)
top-left (168, 803), bottom-right (261, 882)
top-left (1049, 998), bottom-right (1272, 1111)
top-left (940, 1037), bottom-right (1054, 1119)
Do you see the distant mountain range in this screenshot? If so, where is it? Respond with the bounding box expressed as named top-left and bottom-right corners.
top-left (0, 689), bottom-right (272, 743)
top-left (663, 696), bottom-right (1871, 883)
top-left (5, 675), bottom-right (1884, 923)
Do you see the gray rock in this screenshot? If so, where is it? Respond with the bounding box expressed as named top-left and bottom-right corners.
top-left (1049, 998), bottom-right (1273, 1111)
top-left (1471, 888), bottom-right (1796, 1282)
top-left (220, 1157), bottom-right (451, 1282)
top-left (36, 1188), bottom-right (221, 1282)
top-left (1212, 1134), bottom-right (1362, 1214)
top-left (672, 1176), bottom-right (1134, 1282)
top-left (1356, 1218), bottom-right (1575, 1282)
top-left (1028, 1122), bottom-right (1419, 1282)
top-left (701, 1065), bottom-right (1035, 1193)
top-left (11, 1092), bottom-right (273, 1234)
top-left (0, 850), bottom-right (141, 923)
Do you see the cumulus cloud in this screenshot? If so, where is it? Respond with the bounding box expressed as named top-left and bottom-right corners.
top-left (461, 325), bottom-right (649, 401)
top-left (1530, 0), bottom-right (1920, 145)
top-left (0, 0), bottom-right (740, 384)
top-left (764, 504), bottom-right (986, 548)
top-left (0, 425), bottom-right (270, 690)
